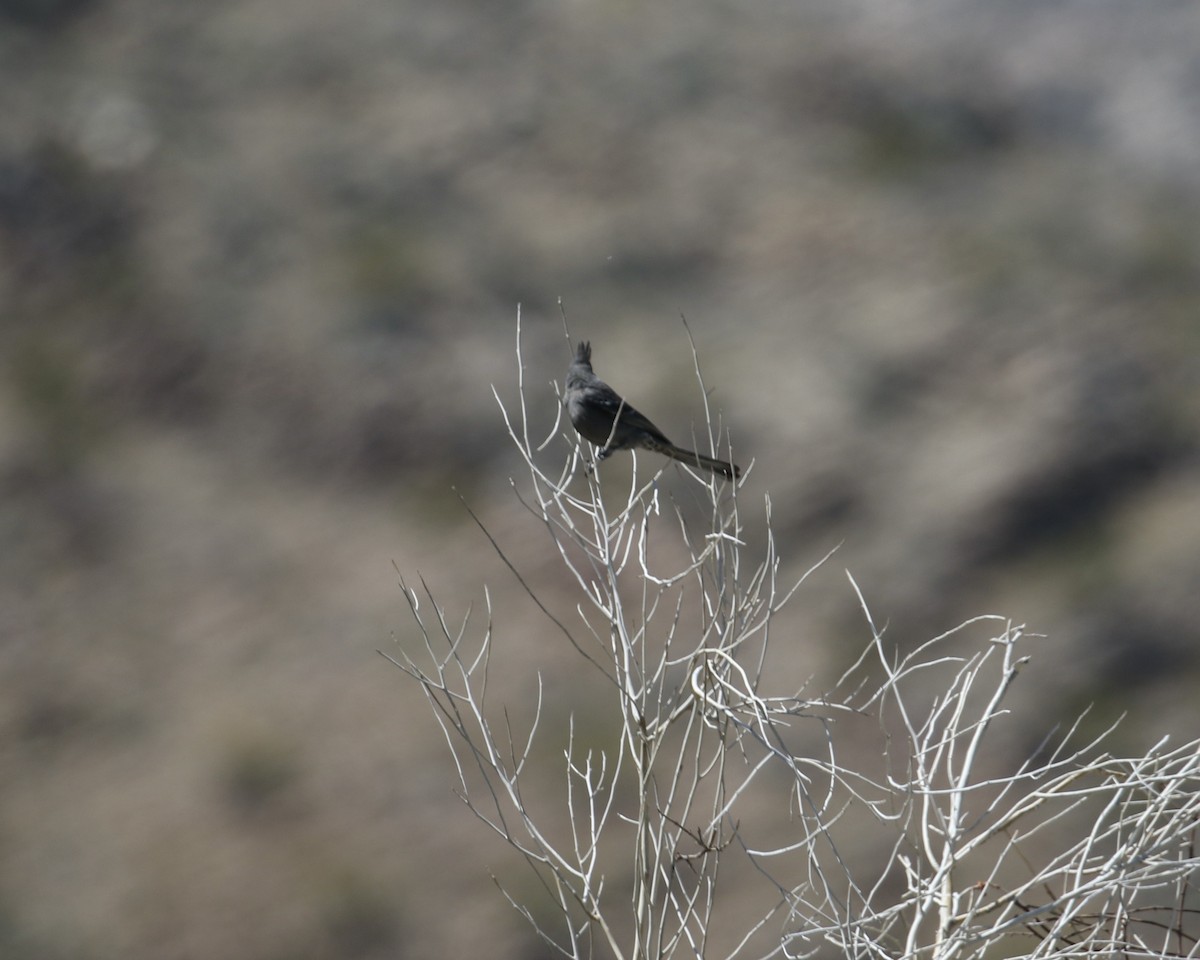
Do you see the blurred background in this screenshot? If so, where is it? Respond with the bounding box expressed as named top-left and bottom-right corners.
top-left (3, 1), bottom-right (1200, 957)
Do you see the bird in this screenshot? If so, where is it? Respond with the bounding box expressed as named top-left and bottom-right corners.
top-left (564, 340), bottom-right (741, 480)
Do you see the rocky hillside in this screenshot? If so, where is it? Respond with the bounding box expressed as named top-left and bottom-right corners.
top-left (2, 2), bottom-right (1198, 957)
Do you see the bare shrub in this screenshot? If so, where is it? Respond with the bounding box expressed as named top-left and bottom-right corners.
top-left (387, 313), bottom-right (1200, 960)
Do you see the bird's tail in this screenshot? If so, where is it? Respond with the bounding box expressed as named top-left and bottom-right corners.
top-left (653, 441), bottom-right (741, 480)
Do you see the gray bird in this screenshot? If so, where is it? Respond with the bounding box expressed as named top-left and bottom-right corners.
top-left (564, 341), bottom-right (741, 480)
